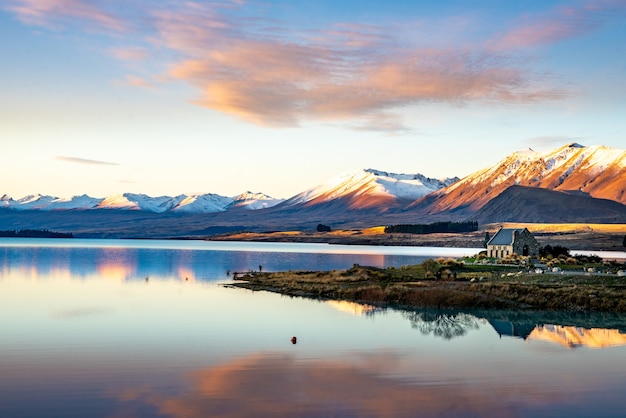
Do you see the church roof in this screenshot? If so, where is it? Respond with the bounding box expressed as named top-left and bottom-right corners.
top-left (487, 228), bottom-right (526, 246)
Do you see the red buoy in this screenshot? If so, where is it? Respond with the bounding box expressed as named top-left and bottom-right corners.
top-left (291, 336), bottom-right (297, 344)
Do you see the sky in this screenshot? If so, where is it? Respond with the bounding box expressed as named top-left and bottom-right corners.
top-left (1, 0), bottom-right (625, 200)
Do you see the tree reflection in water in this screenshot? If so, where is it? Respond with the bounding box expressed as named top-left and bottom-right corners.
top-left (402, 311), bottom-right (480, 339)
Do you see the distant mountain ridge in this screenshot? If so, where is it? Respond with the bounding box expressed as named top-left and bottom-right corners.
top-left (1, 143), bottom-right (625, 237)
top-left (0, 169), bottom-right (456, 214)
top-left (0, 191), bottom-right (285, 213)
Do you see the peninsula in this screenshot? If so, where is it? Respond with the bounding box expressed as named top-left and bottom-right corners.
top-left (230, 260), bottom-right (626, 313)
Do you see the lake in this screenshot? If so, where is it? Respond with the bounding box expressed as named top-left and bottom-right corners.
top-left (1, 238), bottom-right (626, 418)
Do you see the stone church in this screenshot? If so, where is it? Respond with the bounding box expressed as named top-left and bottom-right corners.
top-left (487, 228), bottom-right (540, 258)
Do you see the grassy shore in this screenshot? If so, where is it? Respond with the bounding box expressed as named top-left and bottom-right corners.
top-left (229, 263), bottom-right (626, 312)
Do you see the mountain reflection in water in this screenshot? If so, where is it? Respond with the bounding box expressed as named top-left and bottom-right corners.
top-left (327, 300), bottom-right (626, 348)
top-left (528, 325), bottom-right (626, 348)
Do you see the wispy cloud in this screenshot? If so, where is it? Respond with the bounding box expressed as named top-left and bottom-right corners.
top-left (6, 0), bottom-right (127, 31)
top-left (348, 113), bottom-right (414, 136)
top-left (109, 47), bottom-right (149, 61)
top-left (8, 0), bottom-right (588, 130)
top-left (489, 0), bottom-right (626, 49)
top-left (117, 75), bottom-right (154, 88)
top-left (157, 3), bottom-right (566, 128)
top-left (51, 306), bottom-right (111, 319)
top-left (55, 156), bottom-right (119, 166)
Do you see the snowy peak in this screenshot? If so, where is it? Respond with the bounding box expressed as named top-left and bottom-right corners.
top-left (96, 194), bottom-right (141, 210)
top-left (285, 168), bottom-right (458, 209)
top-left (171, 194), bottom-right (233, 213)
top-left (423, 143), bottom-right (626, 214)
top-left (47, 194), bottom-right (102, 210)
top-left (232, 192), bottom-right (284, 210)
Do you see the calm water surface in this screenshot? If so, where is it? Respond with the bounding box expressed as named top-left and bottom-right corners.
top-left (1, 239), bottom-right (626, 418)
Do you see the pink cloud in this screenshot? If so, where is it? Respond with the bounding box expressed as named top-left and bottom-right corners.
top-left (6, 0), bottom-right (574, 129)
top-left (109, 47), bottom-right (149, 61)
top-left (490, 0), bottom-right (626, 49)
top-left (156, 3), bottom-right (565, 128)
top-left (6, 0), bottom-right (126, 31)
top-left (118, 75), bottom-right (154, 88)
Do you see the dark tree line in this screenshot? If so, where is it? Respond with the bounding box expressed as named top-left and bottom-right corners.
top-left (539, 245), bottom-right (570, 258)
top-left (0, 229), bottom-right (73, 238)
top-left (384, 221), bottom-right (478, 235)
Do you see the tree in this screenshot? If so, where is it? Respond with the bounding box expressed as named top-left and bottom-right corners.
top-left (317, 223), bottom-right (331, 232)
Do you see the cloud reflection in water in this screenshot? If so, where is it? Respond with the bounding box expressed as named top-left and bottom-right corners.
top-left (121, 352), bottom-right (554, 418)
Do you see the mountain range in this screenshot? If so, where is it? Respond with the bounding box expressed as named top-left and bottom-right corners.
top-left (0, 191), bottom-right (283, 213)
top-left (1, 143), bottom-right (624, 237)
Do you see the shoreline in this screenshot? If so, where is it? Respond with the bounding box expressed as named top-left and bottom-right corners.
top-left (209, 224), bottom-right (626, 252)
top-left (228, 264), bottom-right (626, 313)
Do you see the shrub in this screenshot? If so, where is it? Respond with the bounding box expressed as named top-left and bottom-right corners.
top-left (316, 223), bottom-right (331, 232)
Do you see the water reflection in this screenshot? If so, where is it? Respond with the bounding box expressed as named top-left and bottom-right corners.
top-left (0, 241), bottom-right (429, 283)
top-left (2, 240), bottom-right (626, 417)
top-left (529, 325), bottom-right (626, 348)
top-left (326, 300), bottom-right (626, 347)
top-left (111, 351), bottom-right (623, 418)
top-left (326, 300), bottom-right (381, 316)
top-left (403, 311), bottom-right (480, 339)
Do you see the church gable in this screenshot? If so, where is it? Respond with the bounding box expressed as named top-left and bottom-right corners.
top-left (487, 228), bottom-right (540, 258)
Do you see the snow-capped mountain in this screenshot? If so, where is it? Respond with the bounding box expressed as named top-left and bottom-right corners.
top-left (232, 192), bottom-right (285, 210)
top-left (1, 194), bottom-right (102, 211)
top-left (46, 194), bottom-right (102, 210)
top-left (171, 194), bottom-right (235, 213)
top-left (1, 144), bottom-right (624, 231)
top-left (0, 169), bottom-right (453, 215)
top-left (0, 192), bottom-right (282, 213)
top-left (283, 169), bottom-right (458, 210)
top-left (95, 193), bottom-right (184, 212)
top-left (416, 143), bottom-right (626, 215)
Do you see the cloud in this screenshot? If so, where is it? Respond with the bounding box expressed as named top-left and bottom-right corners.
top-left (157, 3), bottom-right (566, 128)
top-left (118, 75), bottom-right (154, 88)
top-left (348, 113), bottom-right (414, 136)
top-left (109, 47), bottom-right (149, 61)
top-left (55, 156), bottom-right (119, 166)
top-left (489, 0), bottom-right (626, 49)
top-left (7, 0), bottom-right (575, 129)
top-left (50, 306), bottom-right (111, 318)
top-left (6, 0), bottom-right (126, 31)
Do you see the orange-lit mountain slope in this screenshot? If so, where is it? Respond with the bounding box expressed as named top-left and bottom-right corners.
top-left (413, 143), bottom-right (626, 216)
top-left (282, 169), bottom-right (458, 212)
